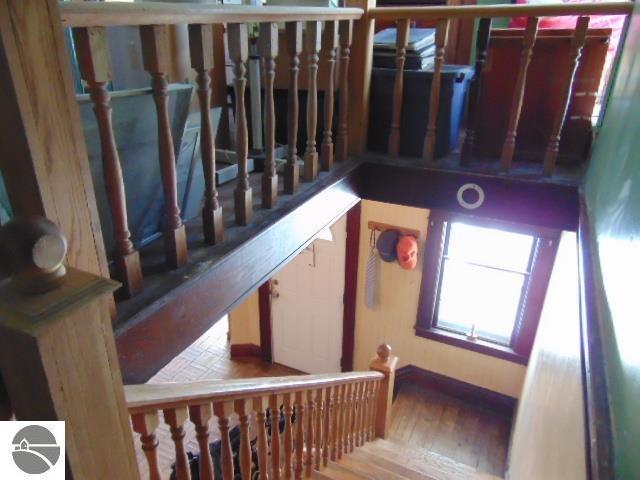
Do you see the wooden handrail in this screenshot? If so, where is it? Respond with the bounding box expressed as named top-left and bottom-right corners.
top-left (125, 371), bottom-right (384, 413)
top-left (369, 1), bottom-right (633, 20)
top-left (59, 3), bottom-right (364, 28)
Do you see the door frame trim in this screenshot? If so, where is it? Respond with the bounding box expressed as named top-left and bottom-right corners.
top-left (259, 201), bottom-right (361, 372)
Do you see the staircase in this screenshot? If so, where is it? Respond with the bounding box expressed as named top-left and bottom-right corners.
top-left (313, 439), bottom-right (501, 480)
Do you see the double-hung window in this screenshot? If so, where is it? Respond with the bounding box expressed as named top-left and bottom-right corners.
top-left (416, 211), bottom-right (560, 363)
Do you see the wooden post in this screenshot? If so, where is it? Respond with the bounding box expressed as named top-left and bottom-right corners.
top-left (163, 407), bottom-right (192, 480)
top-left (369, 344), bottom-right (398, 439)
top-left (388, 19), bottom-right (411, 156)
top-left (284, 22), bottom-right (303, 194)
top-left (0, 218), bottom-right (138, 479)
top-left (303, 21), bottom-right (321, 182)
top-left (461, 17), bottom-right (492, 166)
top-left (73, 26), bottom-right (144, 298)
top-left (228, 23), bottom-right (253, 226)
top-left (423, 18), bottom-right (450, 161)
top-left (189, 403), bottom-right (215, 480)
top-left (543, 16), bottom-right (589, 177)
top-left (0, 0), bottom-right (109, 280)
top-left (321, 21), bottom-right (339, 171)
top-left (259, 22), bottom-right (279, 208)
top-left (346, 0), bottom-right (376, 155)
top-left (189, 24), bottom-right (224, 245)
top-left (140, 24), bottom-right (188, 268)
top-left (336, 20), bottom-right (354, 162)
top-left (500, 16), bottom-right (539, 171)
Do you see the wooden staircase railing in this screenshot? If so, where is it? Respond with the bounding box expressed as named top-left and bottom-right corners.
top-left (54, 2), bottom-right (363, 300)
top-left (368, 1), bottom-right (633, 171)
top-left (125, 345), bottom-right (397, 480)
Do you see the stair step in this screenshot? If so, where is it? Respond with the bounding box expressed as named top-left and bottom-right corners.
top-left (338, 452), bottom-right (432, 480)
top-left (361, 439), bottom-right (501, 480)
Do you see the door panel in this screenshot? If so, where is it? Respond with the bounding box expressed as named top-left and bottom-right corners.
top-left (272, 214), bottom-right (347, 373)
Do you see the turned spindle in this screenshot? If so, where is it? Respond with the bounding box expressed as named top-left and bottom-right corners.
top-left (388, 19), bottom-right (410, 156)
top-left (189, 404), bottom-right (215, 480)
top-left (189, 24), bottom-right (224, 244)
top-left (303, 21), bottom-right (321, 182)
top-left (259, 23), bottom-right (279, 208)
top-left (132, 412), bottom-right (162, 480)
top-left (335, 20), bottom-right (353, 162)
top-left (285, 22), bottom-right (303, 194)
top-left (228, 23), bottom-right (253, 226)
top-left (213, 402), bottom-right (235, 479)
top-left (140, 25), bottom-right (188, 268)
top-left (321, 21), bottom-right (339, 171)
top-left (163, 407), bottom-right (192, 480)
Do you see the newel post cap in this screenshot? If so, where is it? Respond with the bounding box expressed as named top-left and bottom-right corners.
top-left (369, 343), bottom-right (398, 374)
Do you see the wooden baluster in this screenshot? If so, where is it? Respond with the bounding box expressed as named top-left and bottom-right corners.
top-left (284, 392), bottom-right (295, 479)
top-left (303, 21), bottom-right (321, 182)
top-left (364, 381), bottom-right (374, 442)
top-left (228, 23), bottom-right (252, 226)
top-left (543, 16), bottom-right (590, 176)
top-left (369, 381), bottom-right (379, 440)
top-left (235, 399), bottom-right (253, 480)
top-left (73, 27), bottom-right (143, 297)
top-left (336, 20), bottom-right (353, 162)
top-left (294, 391), bottom-right (305, 480)
top-left (360, 381), bottom-right (369, 443)
top-left (284, 22), bottom-right (302, 195)
top-left (140, 25), bottom-right (188, 268)
top-left (132, 412), bottom-right (162, 480)
top-left (163, 407), bottom-right (192, 480)
top-left (461, 18), bottom-right (492, 166)
top-left (354, 382), bottom-right (364, 447)
top-left (337, 383), bottom-right (346, 459)
top-left (500, 17), bottom-right (539, 171)
top-left (253, 397), bottom-right (269, 480)
top-left (423, 18), bottom-right (450, 161)
top-left (321, 21), bottom-right (339, 171)
top-left (388, 19), bottom-right (411, 156)
top-left (343, 383), bottom-right (353, 454)
top-left (314, 388), bottom-right (324, 470)
top-left (349, 383), bottom-right (357, 453)
top-left (330, 385), bottom-right (339, 462)
top-left (213, 401), bottom-right (236, 480)
top-left (270, 394), bottom-right (282, 480)
top-left (323, 386), bottom-right (333, 467)
top-left (189, 24), bottom-right (223, 245)
top-left (189, 404), bottom-right (215, 480)
top-left (305, 389), bottom-right (315, 477)
top-left (259, 23), bottom-right (279, 208)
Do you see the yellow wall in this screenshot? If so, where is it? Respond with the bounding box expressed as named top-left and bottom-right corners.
top-left (228, 291), bottom-right (261, 347)
top-left (353, 200), bottom-right (526, 398)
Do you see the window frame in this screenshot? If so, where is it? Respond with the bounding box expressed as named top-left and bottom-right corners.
top-left (415, 210), bottom-right (561, 365)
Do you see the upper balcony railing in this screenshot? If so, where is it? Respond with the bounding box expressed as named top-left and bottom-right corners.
top-left (367, 1), bottom-right (633, 171)
top-left (57, 2), bottom-right (363, 301)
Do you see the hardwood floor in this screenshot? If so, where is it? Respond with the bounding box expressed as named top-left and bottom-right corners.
top-left (133, 316), bottom-right (299, 479)
top-left (389, 383), bottom-right (511, 478)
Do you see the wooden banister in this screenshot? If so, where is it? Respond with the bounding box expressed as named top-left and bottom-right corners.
top-left (125, 371), bottom-right (383, 413)
top-left (368, 2), bottom-right (633, 21)
top-left (60, 3), bottom-right (364, 28)
top-left (369, 344), bottom-right (398, 439)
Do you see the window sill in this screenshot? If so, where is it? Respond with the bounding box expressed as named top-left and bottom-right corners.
top-left (415, 326), bottom-right (529, 365)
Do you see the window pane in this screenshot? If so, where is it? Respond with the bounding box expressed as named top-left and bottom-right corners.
top-left (436, 260), bottom-right (525, 344)
top-left (446, 222), bottom-right (534, 272)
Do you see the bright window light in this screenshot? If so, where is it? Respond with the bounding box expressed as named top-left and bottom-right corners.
top-left (435, 222), bottom-right (535, 345)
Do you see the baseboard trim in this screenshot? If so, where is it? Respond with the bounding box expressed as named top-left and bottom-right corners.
top-left (230, 343), bottom-right (262, 359)
top-left (395, 365), bottom-right (517, 417)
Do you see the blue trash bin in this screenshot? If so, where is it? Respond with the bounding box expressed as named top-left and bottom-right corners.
top-left (368, 65), bottom-right (474, 159)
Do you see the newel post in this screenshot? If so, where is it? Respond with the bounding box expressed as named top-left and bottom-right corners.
top-left (369, 344), bottom-right (398, 439)
top-left (0, 218), bottom-right (138, 479)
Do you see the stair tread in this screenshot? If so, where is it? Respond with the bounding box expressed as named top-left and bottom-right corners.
top-left (309, 438), bottom-right (502, 480)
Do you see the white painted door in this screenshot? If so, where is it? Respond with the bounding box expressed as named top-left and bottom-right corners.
top-left (271, 214), bottom-right (347, 374)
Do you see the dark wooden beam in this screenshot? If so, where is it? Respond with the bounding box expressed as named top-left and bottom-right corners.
top-left (116, 167), bottom-right (360, 383)
top-left (357, 160), bottom-right (579, 231)
top-left (341, 202), bottom-right (361, 372)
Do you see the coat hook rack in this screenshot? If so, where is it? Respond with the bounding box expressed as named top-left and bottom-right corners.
top-left (367, 220), bottom-right (420, 239)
